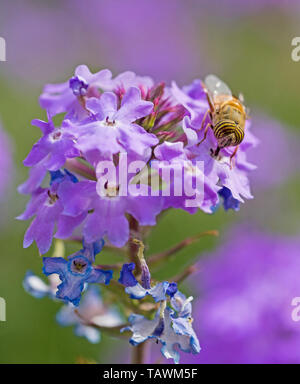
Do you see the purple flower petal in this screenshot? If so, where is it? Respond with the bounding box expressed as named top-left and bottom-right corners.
top-left (116, 87), bottom-right (153, 122)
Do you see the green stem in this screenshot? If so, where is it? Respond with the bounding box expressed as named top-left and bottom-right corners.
top-left (148, 230), bottom-right (219, 266)
top-left (128, 216), bottom-right (142, 275)
top-left (131, 341), bottom-right (148, 364)
top-left (65, 158), bottom-right (97, 180)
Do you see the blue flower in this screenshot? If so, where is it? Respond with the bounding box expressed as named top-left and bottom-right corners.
top-left (218, 187), bottom-right (240, 211)
top-left (170, 291), bottom-right (193, 317)
top-left (166, 282), bottom-right (178, 298)
top-left (43, 239), bottom-right (112, 306)
top-left (56, 286), bottom-right (123, 344)
top-left (162, 310), bottom-right (200, 363)
top-left (122, 295), bottom-right (200, 364)
top-left (118, 262), bottom-right (138, 287)
top-left (118, 263), bottom-right (177, 302)
top-left (50, 169), bottom-right (78, 185)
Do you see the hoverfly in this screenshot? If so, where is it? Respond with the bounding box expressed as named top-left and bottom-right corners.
top-left (198, 75), bottom-right (248, 167)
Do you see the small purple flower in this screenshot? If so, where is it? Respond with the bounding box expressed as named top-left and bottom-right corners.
top-left (171, 80), bottom-right (208, 130)
top-left (69, 75), bottom-right (89, 97)
top-left (119, 263), bottom-right (177, 302)
top-left (67, 87), bottom-right (157, 163)
top-left (17, 170), bottom-right (86, 254)
top-left (153, 141), bottom-right (219, 213)
top-left (58, 179), bottom-right (163, 247)
top-left (23, 114), bottom-right (80, 171)
top-left (40, 65), bottom-right (113, 117)
top-left (18, 159), bottom-right (48, 195)
top-left (43, 239), bottom-right (112, 306)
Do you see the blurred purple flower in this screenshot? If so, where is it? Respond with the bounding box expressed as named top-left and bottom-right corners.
top-left (196, 0), bottom-right (300, 18)
top-left (182, 225), bottom-right (300, 364)
top-left (0, 1), bottom-right (205, 85)
top-left (0, 124), bottom-right (13, 200)
top-left (2, 0), bottom-right (299, 88)
top-left (56, 285), bottom-right (123, 343)
top-left (59, 179), bottom-right (163, 247)
top-left (0, 2), bottom-right (90, 85)
top-left (248, 113), bottom-right (300, 190)
top-left (71, 0), bottom-right (203, 83)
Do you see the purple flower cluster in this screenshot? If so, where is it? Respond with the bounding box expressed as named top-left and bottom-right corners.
top-left (18, 66), bottom-right (257, 254)
top-left (20, 67), bottom-right (259, 364)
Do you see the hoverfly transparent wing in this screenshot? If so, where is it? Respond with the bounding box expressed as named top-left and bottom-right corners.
top-left (238, 92), bottom-right (244, 104)
top-left (238, 93), bottom-right (250, 118)
top-left (204, 75), bottom-right (232, 98)
top-left (245, 106), bottom-right (250, 119)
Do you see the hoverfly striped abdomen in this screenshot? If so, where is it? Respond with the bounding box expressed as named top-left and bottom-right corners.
top-left (213, 119), bottom-right (245, 148)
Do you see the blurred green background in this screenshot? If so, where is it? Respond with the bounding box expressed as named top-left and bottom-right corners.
top-left (0, 1), bottom-right (300, 363)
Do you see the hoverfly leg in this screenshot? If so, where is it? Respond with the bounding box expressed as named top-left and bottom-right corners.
top-left (214, 146), bottom-right (221, 157)
top-left (197, 123), bottom-right (212, 146)
top-left (199, 109), bottom-right (210, 132)
top-left (201, 80), bottom-right (215, 112)
top-left (230, 145), bottom-right (239, 169)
